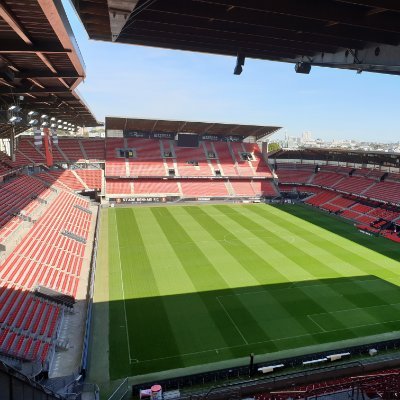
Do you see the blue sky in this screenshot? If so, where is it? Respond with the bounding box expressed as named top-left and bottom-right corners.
top-left (65, 2), bottom-right (400, 143)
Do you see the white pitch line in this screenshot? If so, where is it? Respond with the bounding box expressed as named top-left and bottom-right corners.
top-left (115, 212), bottom-right (134, 364)
top-left (216, 296), bottom-right (248, 345)
top-left (309, 301), bottom-right (400, 317)
top-left (307, 315), bottom-right (327, 332)
top-left (132, 319), bottom-right (400, 365)
top-left (215, 277), bottom-right (382, 299)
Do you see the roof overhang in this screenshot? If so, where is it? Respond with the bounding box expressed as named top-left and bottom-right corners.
top-left (272, 147), bottom-right (400, 167)
top-left (0, 0), bottom-right (99, 139)
top-left (74, 0), bottom-right (400, 75)
top-left (106, 116), bottom-right (281, 140)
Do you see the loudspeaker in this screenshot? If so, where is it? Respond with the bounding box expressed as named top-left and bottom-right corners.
top-left (295, 62), bottom-right (311, 74)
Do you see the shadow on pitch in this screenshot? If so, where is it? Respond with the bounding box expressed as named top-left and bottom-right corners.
top-left (100, 274), bottom-right (400, 379)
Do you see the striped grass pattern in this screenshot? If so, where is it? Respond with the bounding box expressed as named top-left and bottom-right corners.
top-left (102, 204), bottom-right (400, 379)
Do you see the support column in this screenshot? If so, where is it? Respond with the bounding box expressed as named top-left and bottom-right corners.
top-left (10, 127), bottom-right (16, 162)
top-left (43, 127), bottom-right (53, 167)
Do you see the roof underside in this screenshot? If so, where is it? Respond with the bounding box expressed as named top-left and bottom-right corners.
top-left (0, 0), bottom-right (98, 139)
top-left (272, 148), bottom-right (400, 166)
top-left (106, 117), bottom-right (281, 139)
top-left (74, 0), bottom-right (400, 75)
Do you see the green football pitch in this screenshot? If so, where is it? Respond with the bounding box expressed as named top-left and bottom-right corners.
top-left (96, 203), bottom-right (400, 380)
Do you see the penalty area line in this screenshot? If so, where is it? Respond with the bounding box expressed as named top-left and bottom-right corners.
top-left (307, 314), bottom-right (327, 332)
top-left (131, 319), bottom-right (400, 365)
top-left (216, 296), bottom-right (248, 345)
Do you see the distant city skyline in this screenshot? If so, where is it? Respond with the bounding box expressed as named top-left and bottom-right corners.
top-left (277, 130), bottom-right (400, 153)
top-left (65, 1), bottom-right (400, 144)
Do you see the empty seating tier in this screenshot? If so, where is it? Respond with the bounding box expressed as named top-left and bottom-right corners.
top-left (174, 145), bottom-right (213, 177)
top-left (127, 139), bottom-right (166, 176)
top-left (333, 176), bottom-right (376, 194)
top-left (37, 171), bottom-right (85, 191)
top-left (75, 169), bottom-right (103, 190)
top-left (104, 137), bottom-right (276, 198)
top-left (181, 180), bottom-right (229, 197)
top-left (106, 180), bottom-right (132, 195)
top-left (134, 180), bottom-right (180, 195)
top-left (0, 183), bottom-right (95, 367)
top-left (212, 142), bottom-right (238, 176)
top-left (363, 181), bottom-right (400, 204)
top-left (241, 143), bottom-right (273, 177)
top-left (0, 175), bottom-right (51, 243)
top-left (57, 139), bottom-right (86, 162)
top-left (81, 139), bottom-right (105, 161)
top-left (230, 180), bottom-right (257, 196)
top-left (312, 172), bottom-right (344, 187)
top-left (16, 138), bottom-right (45, 164)
top-left (351, 203), bottom-right (374, 214)
top-left (329, 196), bottom-right (355, 209)
top-left (305, 190), bottom-right (338, 207)
top-left (277, 165), bottom-right (400, 206)
top-left (276, 168), bottom-right (314, 184)
top-left (105, 139), bottom-right (126, 177)
top-left (252, 180), bottom-right (278, 196)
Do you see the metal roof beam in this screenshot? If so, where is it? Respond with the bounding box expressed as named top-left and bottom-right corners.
top-left (120, 26), bottom-right (318, 56)
top-left (37, 0), bottom-right (86, 90)
top-left (0, 86), bottom-right (71, 95)
top-left (118, 35), bottom-right (297, 59)
top-left (0, 55), bottom-right (20, 72)
top-left (130, 12), bottom-right (365, 50)
top-left (195, 0), bottom-right (400, 33)
top-left (141, 1), bottom-right (400, 45)
top-left (0, 2), bottom-right (32, 44)
top-left (35, 53), bottom-right (57, 74)
top-left (78, 2), bottom-right (112, 16)
top-left (0, 2), bottom-right (71, 90)
top-left (124, 21), bottom-right (339, 54)
top-left (335, 0), bottom-right (400, 12)
top-left (15, 71), bottom-right (81, 79)
top-left (0, 42), bottom-right (71, 54)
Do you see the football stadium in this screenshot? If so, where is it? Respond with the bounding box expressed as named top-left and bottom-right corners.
top-left (1, 1), bottom-right (400, 400)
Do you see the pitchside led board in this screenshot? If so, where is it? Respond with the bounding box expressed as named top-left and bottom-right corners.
top-left (177, 133), bottom-right (199, 148)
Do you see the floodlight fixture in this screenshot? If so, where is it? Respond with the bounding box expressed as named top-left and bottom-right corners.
top-left (9, 116), bottom-right (22, 124)
top-left (57, 125), bottom-right (63, 129)
top-left (234, 53), bottom-right (245, 75)
top-left (41, 121), bottom-right (49, 127)
top-left (233, 64), bottom-right (242, 75)
top-left (41, 114), bottom-right (49, 120)
top-left (57, 119), bottom-right (62, 123)
top-left (50, 123), bottom-right (57, 128)
top-left (295, 62), bottom-right (311, 74)
top-left (8, 105), bottom-right (21, 112)
top-left (63, 121), bottom-right (68, 125)
top-left (50, 117), bottom-right (56, 122)
top-left (28, 110), bottom-right (38, 117)
top-left (28, 119), bottom-right (39, 126)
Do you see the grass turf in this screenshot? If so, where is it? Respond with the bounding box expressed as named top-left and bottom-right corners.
top-left (101, 204), bottom-right (400, 380)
